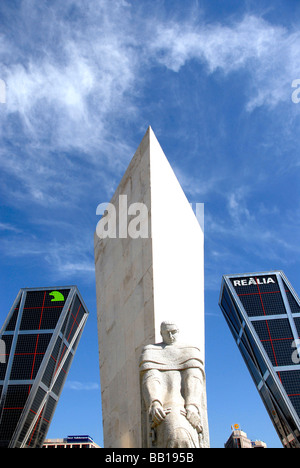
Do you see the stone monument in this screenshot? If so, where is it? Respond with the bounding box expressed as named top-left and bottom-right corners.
top-left (140, 321), bottom-right (209, 448)
top-left (94, 127), bottom-right (208, 448)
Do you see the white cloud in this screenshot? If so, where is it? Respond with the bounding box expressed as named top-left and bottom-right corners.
top-left (1, 8), bottom-right (299, 162)
top-left (0, 222), bottom-right (21, 233)
top-left (0, 228), bottom-right (95, 280)
top-left (65, 380), bottom-right (100, 391)
top-left (4, 17), bottom-right (137, 151)
top-left (227, 189), bottom-right (254, 226)
top-left (0, 0), bottom-right (142, 212)
top-left (150, 14), bottom-right (300, 110)
top-left (173, 165), bottom-right (224, 198)
top-left (6, 6), bottom-right (297, 169)
top-left (150, 15), bottom-right (282, 70)
top-left (0, 3), bottom-right (299, 283)
top-left (1, 6), bottom-right (299, 212)
top-left (204, 185), bottom-right (300, 271)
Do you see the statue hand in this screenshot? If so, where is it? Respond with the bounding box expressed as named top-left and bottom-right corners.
top-left (150, 401), bottom-right (167, 426)
top-left (185, 405), bottom-right (203, 433)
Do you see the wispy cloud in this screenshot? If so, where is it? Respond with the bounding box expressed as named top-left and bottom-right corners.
top-left (150, 14), bottom-right (300, 110)
top-left (205, 185), bottom-right (300, 271)
top-left (0, 2), bottom-right (299, 283)
top-left (1, 6), bottom-right (299, 211)
top-left (0, 228), bottom-right (94, 280)
top-left (0, 222), bottom-right (22, 233)
top-left (173, 165), bottom-right (224, 198)
top-left (65, 380), bottom-right (100, 391)
top-left (0, 0), bottom-right (140, 209)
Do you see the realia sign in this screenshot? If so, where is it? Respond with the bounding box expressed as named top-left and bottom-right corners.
top-left (232, 277), bottom-right (276, 287)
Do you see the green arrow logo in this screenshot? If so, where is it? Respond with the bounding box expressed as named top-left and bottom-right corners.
top-left (49, 291), bottom-right (65, 302)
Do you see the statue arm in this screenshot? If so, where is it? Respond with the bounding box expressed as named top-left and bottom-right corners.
top-left (183, 367), bottom-right (204, 433)
top-left (184, 368), bottom-right (203, 403)
top-left (141, 369), bottom-right (166, 426)
top-left (141, 369), bottom-right (163, 407)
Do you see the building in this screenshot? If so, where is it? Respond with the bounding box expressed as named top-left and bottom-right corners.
top-left (252, 440), bottom-right (267, 448)
top-left (0, 286), bottom-right (89, 448)
top-left (225, 426), bottom-right (267, 448)
top-left (225, 428), bottom-right (252, 448)
top-left (219, 271), bottom-right (300, 448)
top-left (43, 435), bottom-right (100, 448)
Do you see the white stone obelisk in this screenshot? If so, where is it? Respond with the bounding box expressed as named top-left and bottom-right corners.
top-left (94, 127), bottom-right (206, 448)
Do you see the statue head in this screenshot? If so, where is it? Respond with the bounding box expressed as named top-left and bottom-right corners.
top-left (160, 321), bottom-right (179, 345)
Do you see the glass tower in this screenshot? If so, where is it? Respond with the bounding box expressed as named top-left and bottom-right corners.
top-left (0, 286), bottom-right (89, 448)
top-left (219, 271), bottom-right (300, 448)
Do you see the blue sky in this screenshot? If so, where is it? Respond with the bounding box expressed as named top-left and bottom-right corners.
top-left (0, 0), bottom-right (300, 448)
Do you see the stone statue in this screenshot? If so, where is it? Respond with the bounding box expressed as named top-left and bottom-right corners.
top-left (139, 321), bottom-right (209, 448)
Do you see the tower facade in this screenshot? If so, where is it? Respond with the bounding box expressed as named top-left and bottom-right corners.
top-left (0, 286), bottom-right (89, 448)
top-left (219, 271), bottom-right (300, 448)
top-left (94, 127), bottom-right (206, 447)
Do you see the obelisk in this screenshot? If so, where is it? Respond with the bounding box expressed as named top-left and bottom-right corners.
top-left (94, 127), bottom-right (206, 448)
